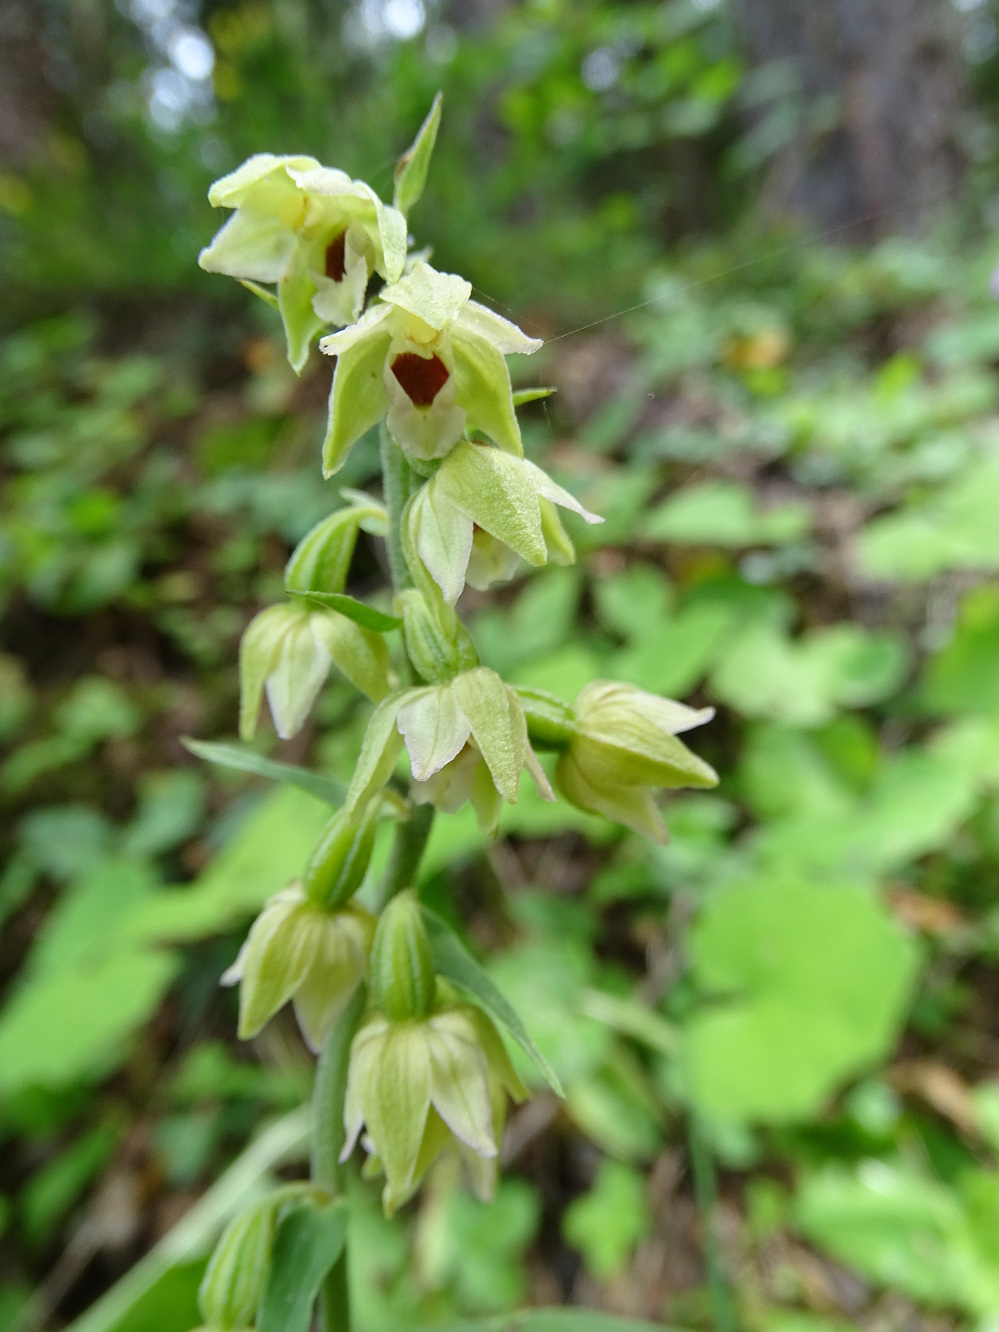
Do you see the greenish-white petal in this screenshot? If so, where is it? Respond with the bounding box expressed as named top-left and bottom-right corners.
top-left (425, 1018), bottom-right (497, 1157)
top-left (381, 262), bottom-right (471, 331)
top-left (239, 604), bottom-right (303, 741)
top-left (208, 153), bottom-right (318, 207)
top-left (264, 616), bottom-right (332, 739)
top-left (237, 892), bottom-right (317, 1038)
top-left (397, 685), bottom-right (471, 781)
top-left (364, 1026), bottom-right (432, 1208)
top-left (278, 253), bottom-right (324, 373)
top-left (199, 207), bottom-right (298, 284)
top-left (320, 302), bottom-right (393, 358)
top-left (456, 300), bottom-right (543, 355)
top-left (410, 483), bottom-right (474, 606)
top-left (293, 906), bottom-right (375, 1052)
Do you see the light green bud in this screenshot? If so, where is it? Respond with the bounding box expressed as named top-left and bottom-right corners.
top-left (302, 800), bottom-right (380, 909)
top-left (285, 498), bottom-right (386, 597)
top-left (514, 684), bottom-right (576, 751)
top-left (395, 588), bottom-right (477, 683)
top-left (222, 884), bottom-right (376, 1053)
top-left (198, 1197), bottom-right (277, 1329)
top-left (239, 602), bottom-right (390, 741)
top-left (370, 890), bottom-right (436, 1022)
top-left (556, 681), bottom-right (718, 843)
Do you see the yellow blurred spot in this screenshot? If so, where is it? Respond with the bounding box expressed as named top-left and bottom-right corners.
top-left (209, 2), bottom-right (272, 53)
top-left (49, 131), bottom-right (88, 174)
top-left (723, 328), bottom-right (790, 371)
top-left (213, 60), bottom-right (242, 100)
top-left (0, 175), bottom-right (33, 216)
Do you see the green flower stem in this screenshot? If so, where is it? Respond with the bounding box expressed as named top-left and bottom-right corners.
top-left (374, 802), bottom-right (435, 911)
top-left (312, 983), bottom-right (366, 1332)
top-left (688, 1114), bottom-right (735, 1332)
top-left (379, 421), bottom-right (414, 593)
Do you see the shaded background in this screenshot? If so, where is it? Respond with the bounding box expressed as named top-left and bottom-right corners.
top-left (8, 1), bottom-right (999, 1330)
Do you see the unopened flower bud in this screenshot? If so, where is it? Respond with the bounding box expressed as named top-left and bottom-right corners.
top-left (302, 800), bottom-right (380, 909)
top-left (395, 588), bottom-right (477, 683)
top-left (370, 890), bottom-right (436, 1022)
top-left (285, 497), bottom-right (386, 597)
top-left (198, 1197), bottom-right (278, 1329)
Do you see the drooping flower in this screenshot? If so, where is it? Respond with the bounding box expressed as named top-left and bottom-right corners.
top-left (341, 894), bottom-right (525, 1212)
top-left (343, 666), bottom-right (554, 835)
top-left (239, 602), bottom-right (390, 741)
top-left (318, 262), bottom-right (542, 474)
top-left (404, 439), bottom-right (602, 604)
top-left (199, 154), bottom-right (408, 370)
top-left (555, 682), bottom-right (718, 842)
top-left (221, 882), bottom-right (376, 1053)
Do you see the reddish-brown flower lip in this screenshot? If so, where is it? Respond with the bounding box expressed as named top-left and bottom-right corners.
top-left (325, 231), bottom-right (347, 283)
top-left (391, 352), bottom-right (450, 407)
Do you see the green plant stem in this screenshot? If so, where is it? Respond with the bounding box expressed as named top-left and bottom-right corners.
top-left (379, 421), bottom-right (414, 593)
top-left (374, 802), bottom-right (435, 910)
top-left (688, 1114), bottom-right (735, 1332)
top-left (312, 984), bottom-right (366, 1332)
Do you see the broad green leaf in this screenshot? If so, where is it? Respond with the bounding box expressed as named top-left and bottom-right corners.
top-left (921, 583), bottom-right (999, 715)
top-left (421, 907), bottom-right (564, 1096)
top-left (563, 1160), bottom-right (652, 1279)
top-left (0, 949), bottom-right (180, 1094)
top-left (643, 480), bottom-right (810, 547)
top-left (257, 1201), bottom-right (348, 1332)
top-left (680, 876), bottom-right (919, 1122)
top-left (130, 785), bottom-right (332, 942)
top-left (182, 737), bottom-right (346, 806)
top-left (291, 591), bottom-right (401, 632)
top-left (796, 1162), bottom-right (999, 1317)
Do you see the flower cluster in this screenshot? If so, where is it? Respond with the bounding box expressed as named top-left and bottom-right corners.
top-left (196, 98), bottom-right (719, 1300)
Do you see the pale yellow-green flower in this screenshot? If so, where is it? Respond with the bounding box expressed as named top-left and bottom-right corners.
top-left (199, 154), bottom-right (407, 370)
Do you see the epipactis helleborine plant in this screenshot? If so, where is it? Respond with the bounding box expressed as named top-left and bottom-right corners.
top-left (191, 93), bottom-right (718, 1332)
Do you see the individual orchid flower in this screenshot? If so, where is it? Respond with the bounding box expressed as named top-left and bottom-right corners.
top-left (555, 682), bottom-right (719, 842)
top-left (199, 154), bottom-right (408, 371)
top-left (342, 893), bottom-right (526, 1213)
top-left (222, 882), bottom-right (377, 1053)
top-left (343, 666), bottom-right (554, 835)
top-left (239, 602), bottom-right (391, 741)
top-left (318, 261), bottom-right (542, 474)
top-left (404, 439), bottom-right (603, 604)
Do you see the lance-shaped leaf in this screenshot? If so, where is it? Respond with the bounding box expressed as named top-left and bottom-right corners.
top-left (257, 1200), bottom-right (348, 1332)
top-left (393, 91), bottom-right (443, 216)
top-left (293, 592), bottom-right (401, 633)
top-left (421, 906), bottom-right (564, 1096)
top-left (181, 738), bottom-right (346, 806)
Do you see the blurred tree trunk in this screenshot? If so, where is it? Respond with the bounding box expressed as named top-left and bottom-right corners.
top-left (734, 0), bottom-right (967, 235)
top-left (0, 0), bottom-right (57, 166)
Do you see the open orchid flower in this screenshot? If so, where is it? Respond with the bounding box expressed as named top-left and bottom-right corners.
top-left (199, 154), bottom-right (407, 370)
top-left (319, 261), bottom-right (542, 474)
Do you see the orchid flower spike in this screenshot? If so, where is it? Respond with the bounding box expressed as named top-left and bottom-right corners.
top-left (319, 261), bottom-right (542, 475)
top-left (199, 154), bottom-right (408, 371)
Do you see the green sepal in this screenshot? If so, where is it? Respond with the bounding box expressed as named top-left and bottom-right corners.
top-left (292, 591), bottom-right (402, 633)
top-left (321, 317), bottom-right (392, 477)
top-left (310, 612), bottom-right (392, 702)
top-left (450, 668), bottom-right (527, 804)
top-left (420, 906), bottom-right (564, 1096)
top-left (435, 442), bottom-right (547, 567)
top-left (344, 693), bottom-right (408, 816)
top-left (238, 604), bottom-right (302, 741)
top-left (370, 889), bottom-right (437, 1021)
top-left (393, 91), bottom-right (443, 217)
top-left (181, 737), bottom-right (347, 806)
top-left (278, 250), bottom-right (325, 374)
top-left (257, 1199), bottom-right (348, 1332)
